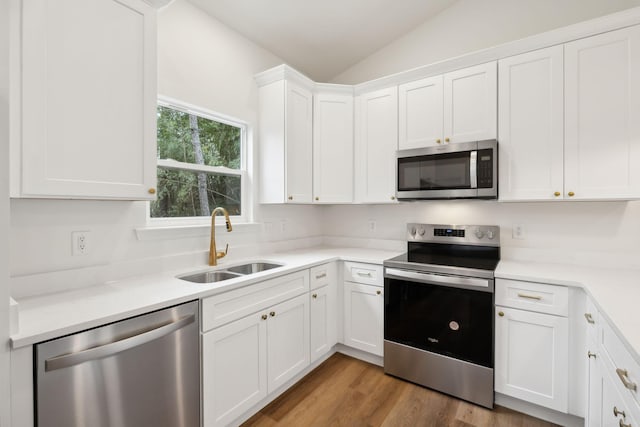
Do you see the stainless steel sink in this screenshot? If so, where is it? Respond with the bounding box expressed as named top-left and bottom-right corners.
top-left (178, 270), bottom-right (243, 284)
top-left (226, 262), bottom-right (283, 275)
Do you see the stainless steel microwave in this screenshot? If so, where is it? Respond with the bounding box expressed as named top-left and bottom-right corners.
top-left (396, 140), bottom-right (498, 200)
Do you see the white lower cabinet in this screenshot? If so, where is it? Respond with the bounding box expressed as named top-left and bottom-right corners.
top-left (343, 281), bottom-right (383, 356)
top-left (495, 279), bottom-right (570, 413)
top-left (201, 271), bottom-right (310, 427)
top-left (309, 262), bottom-right (338, 362)
top-left (202, 311), bottom-right (268, 427)
top-left (599, 361), bottom-right (640, 427)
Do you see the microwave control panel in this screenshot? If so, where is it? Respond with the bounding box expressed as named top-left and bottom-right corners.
top-left (477, 149), bottom-right (494, 188)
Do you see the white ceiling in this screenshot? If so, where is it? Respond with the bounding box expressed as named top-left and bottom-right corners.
top-left (188, 0), bottom-right (459, 81)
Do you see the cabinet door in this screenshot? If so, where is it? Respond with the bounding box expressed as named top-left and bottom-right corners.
top-left (586, 344), bottom-right (602, 427)
top-left (565, 25), bottom-right (640, 200)
top-left (343, 282), bottom-right (383, 356)
top-left (310, 284), bottom-right (337, 363)
top-left (202, 312), bottom-right (267, 427)
top-left (600, 363), bottom-right (640, 427)
top-left (285, 80), bottom-right (313, 203)
top-left (495, 307), bottom-right (569, 412)
top-left (267, 294), bottom-right (310, 393)
top-left (313, 92), bottom-right (354, 203)
top-left (398, 75), bottom-right (443, 149)
top-left (443, 62), bottom-right (497, 144)
top-left (498, 46), bottom-right (564, 201)
top-left (354, 87), bottom-right (398, 203)
top-left (21, 0), bottom-right (157, 200)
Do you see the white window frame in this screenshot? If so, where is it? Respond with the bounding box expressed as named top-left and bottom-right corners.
top-left (148, 96), bottom-right (249, 227)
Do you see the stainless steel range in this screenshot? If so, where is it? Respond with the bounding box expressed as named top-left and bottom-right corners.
top-left (383, 223), bottom-right (500, 409)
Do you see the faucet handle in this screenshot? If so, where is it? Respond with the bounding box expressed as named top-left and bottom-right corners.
top-left (216, 244), bottom-right (229, 259)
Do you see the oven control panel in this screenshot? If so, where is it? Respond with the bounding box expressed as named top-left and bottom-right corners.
top-left (407, 223), bottom-right (500, 246)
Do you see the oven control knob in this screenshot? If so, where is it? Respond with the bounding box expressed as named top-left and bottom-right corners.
top-left (475, 229), bottom-right (485, 239)
top-left (410, 227), bottom-right (417, 237)
top-left (486, 230), bottom-right (495, 240)
top-left (418, 228), bottom-right (426, 236)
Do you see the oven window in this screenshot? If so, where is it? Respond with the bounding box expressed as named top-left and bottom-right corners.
top-left (384, 278), bottom-right (493, 368)
top-left (398, 151), bottom-right (471, 191)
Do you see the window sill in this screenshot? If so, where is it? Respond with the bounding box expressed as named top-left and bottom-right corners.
top-left (135, 222), bottom-right (261, 241)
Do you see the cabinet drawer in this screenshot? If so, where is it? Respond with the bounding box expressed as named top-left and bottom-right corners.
top-left (600, 317), bottom-right (640, 408)
top-left (495, 279), bottom-right (568, 316)
top-left (201, 270), bottom-right (310, 332)
top-left (309, 262), bottom-right (335, 291)
top-left (343, 262), bottom-right (383, 286)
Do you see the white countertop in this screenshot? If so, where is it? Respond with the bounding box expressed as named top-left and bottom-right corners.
top-left (496, 260), bottom-right (640, 365)
top-left (11, 247), bottom-right (640, 367)
top-left (10, 246), bottom-right (401, 348)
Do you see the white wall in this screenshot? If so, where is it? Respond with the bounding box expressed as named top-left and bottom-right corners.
top-left (332, 0), bottom-right (640, 83)
top-left (0, 0), bottom-right (11, 422)
top-left (322, 200), bottom-right (640, 267)
top-left (9, 0), bottom-right (321, 294)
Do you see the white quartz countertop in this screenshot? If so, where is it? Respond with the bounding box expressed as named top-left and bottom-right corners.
top-left (496, 260), bottom-right (640, 365)
top-left (10, 246), bottom-right (401, 348)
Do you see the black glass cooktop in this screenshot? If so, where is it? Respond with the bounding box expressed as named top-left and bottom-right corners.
top-left (406, 242), bottom-right (500, 271)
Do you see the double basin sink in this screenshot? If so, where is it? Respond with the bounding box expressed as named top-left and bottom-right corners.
top-left (177, 262), bottom-right (284, 284)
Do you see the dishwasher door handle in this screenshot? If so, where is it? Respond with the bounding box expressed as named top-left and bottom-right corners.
top-left (45, 314), bottom-right (196, 372)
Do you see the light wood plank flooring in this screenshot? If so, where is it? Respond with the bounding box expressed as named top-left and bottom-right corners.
top-left (243, 353), bottom-right (560, 427)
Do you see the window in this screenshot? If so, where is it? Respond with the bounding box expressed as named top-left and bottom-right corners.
top-left (151, 98), bottom-right (246, 222)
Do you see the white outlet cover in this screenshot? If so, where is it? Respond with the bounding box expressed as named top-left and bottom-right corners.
top-left (72, 231), bottom-right (91, 256)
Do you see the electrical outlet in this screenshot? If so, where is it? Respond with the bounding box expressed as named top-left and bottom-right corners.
top-left (72, 231), bottom-right (91, 256)
top-left (367, 220), bottom-right (376, 232)
top-left (512, 224), bottom-right (525, 240)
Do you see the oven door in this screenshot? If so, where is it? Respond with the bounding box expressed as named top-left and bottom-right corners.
top-left (384, 268), bottom-right (494, 368)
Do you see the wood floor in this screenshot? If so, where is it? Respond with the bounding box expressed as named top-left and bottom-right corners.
top-left (243, 353), bottom-right (559, 427)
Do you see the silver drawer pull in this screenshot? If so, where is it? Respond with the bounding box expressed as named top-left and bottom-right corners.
top-left (613, 406), bottom-right (626, 418)
top-left (584, 313), bottom-right (595, 324)
top-left (616, 368), bottom-right (637, 391)
top-left (620, 420), bottom-right (632, 427)
top-left (588, 351), bottom-right (597, 359)
top-left (357, 272), bottom-right (373, 278)
top-left (517, 293), bottom-right (542, 301)
top-left (315, 273), bottom-right (327, 279)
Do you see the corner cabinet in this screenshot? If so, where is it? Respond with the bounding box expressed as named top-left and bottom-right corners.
top-left (398, 62), bottom-right (497, 150)
top-left (13, 0), bottom-right (158, 200)
top-left (354, 87), bottom-right (398, 204)
top-left (313, 86), bottom-right (354, 204)
top-left (257, 67), bottom-right (314, 204)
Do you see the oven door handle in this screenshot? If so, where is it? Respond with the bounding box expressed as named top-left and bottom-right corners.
top-left (385, 268), bottom-right (490, 289)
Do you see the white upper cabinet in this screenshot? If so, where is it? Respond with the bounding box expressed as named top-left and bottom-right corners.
top-left (564, 25), bottom-right (640, 200)
top-left (354, 87), bottom-right (398, 203)
top-left (398, 62), bottom-right (496, 150)
top-left (398, 75), bottom-right (443, 149)
top-left (443, 62), bottom-right (497, 144)
top-left (15, 0), bottom-right (157, 200)
top-left (498, 46), bottom-right (564, 201)
top-left (258, 72), bottom-right (314, 204)
top-left (313, 86), bottom-right (354, 203)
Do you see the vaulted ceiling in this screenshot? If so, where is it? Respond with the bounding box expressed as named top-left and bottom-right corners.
top-left (188, 0), bottom-right (459, 81)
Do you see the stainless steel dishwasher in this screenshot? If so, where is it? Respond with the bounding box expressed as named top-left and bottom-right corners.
top-left (35, 300), bottom-right (200, 427)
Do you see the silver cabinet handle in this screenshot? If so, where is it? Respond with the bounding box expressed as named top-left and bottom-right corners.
top-left (616, 368), bottom-right (637, 391)
top-left (357, 272), bottom-right (373, 277)
top-left (614, 406), bottom-right (626, 418)
top-left (315, 273), bottom-right (327, 279)
top-left (588, 351), bottom-right (597, 359)
top-left (584, 313), bottom-right (595, 324)
top-left (517, 293), bottom-right (542, 300)
top-left (45, 314), bottom-right (195, 372)
top-left (620, 419), bottom-right (632, 427)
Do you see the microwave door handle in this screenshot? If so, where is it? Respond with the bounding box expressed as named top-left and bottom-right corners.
top-left (470, 150), bottom-right (477, 189)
